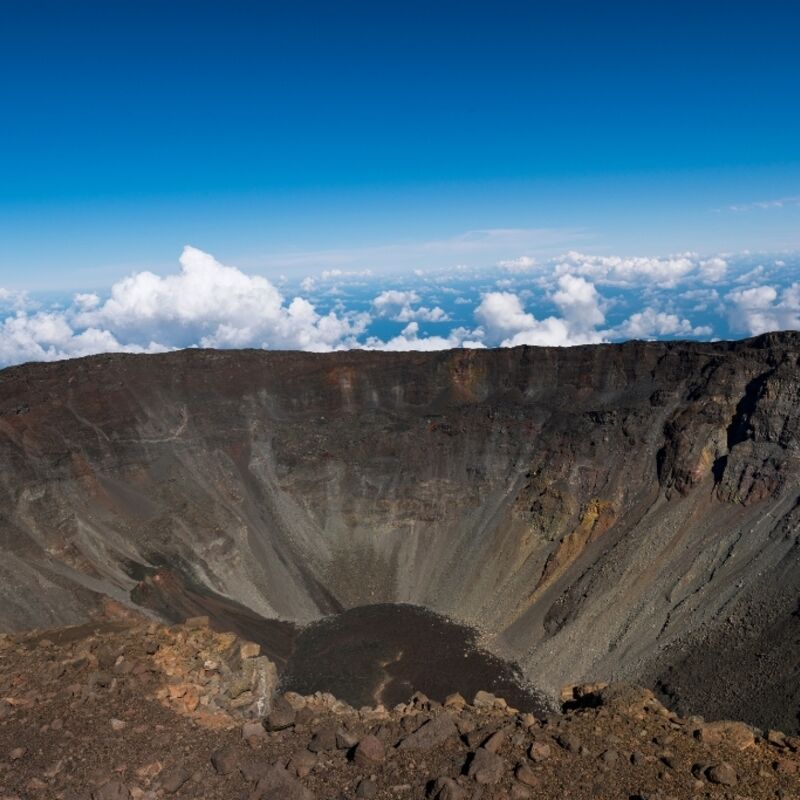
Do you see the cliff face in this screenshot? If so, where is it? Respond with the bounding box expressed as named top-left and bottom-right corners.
top-left (0, 333), bottom-right (798, 730)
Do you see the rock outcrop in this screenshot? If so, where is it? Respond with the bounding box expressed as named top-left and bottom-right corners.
top-left (1, 618), bottom-right (799, 799)
top-left (0, 334), bottom-right (798, 731)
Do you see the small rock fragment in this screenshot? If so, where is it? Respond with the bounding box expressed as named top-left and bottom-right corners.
top-left (354, 735), bottom-right (385, 766)
top-left (706, 762), bottom-right (737, 786)
top-left (240, 641), bottom-right (261, 659)
top-left (243, 721), bottom-right (267, 740)
top-left (336, 728), bottom-right (359, 750)
top-left (444, 693), bottom-right (466, 710)
top-left (515, 762), bottom-right (539, 786)
top-left (430, 777), bottom-right (466, 800)
top-left (397, 715), bottom-right (458, 751)
top-left (288, 750), bottom-right (316, 778)
top-left (159, 766), bottom-right (190, 794)
top-left (308, 725), bottom-right (337, 753)
top-left (210, 744), bottom-right (240, 775)
top-left (528, 741), bottom-right (551, 762)
top-left (473, 691), bottom-right (497, 709)
top-left (482, 730), bottom-right (506, 754)
top-left (467, 747), bottom-right (506, 785)
top-left (265, 696), bottom-right (296, 731)
top-left (91, 781), bottom-right (131, 800)
top-left (355, 778), bottom-right (378, 798)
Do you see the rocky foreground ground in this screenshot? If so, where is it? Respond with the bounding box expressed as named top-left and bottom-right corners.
top-left (1, 610), bottom-right (798, 800)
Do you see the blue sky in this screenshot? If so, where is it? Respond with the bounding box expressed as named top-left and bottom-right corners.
top-left (0, 1), bottom-right (798, 362)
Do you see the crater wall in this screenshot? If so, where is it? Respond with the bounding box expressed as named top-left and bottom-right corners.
top-left (1, 334), bottom-right (798, 729)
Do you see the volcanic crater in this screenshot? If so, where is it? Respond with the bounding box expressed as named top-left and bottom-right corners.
top-left (1, 333), bottom-right (798, 732)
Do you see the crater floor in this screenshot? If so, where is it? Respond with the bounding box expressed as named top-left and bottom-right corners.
top-left (281, 604), bottom-right (546, 713)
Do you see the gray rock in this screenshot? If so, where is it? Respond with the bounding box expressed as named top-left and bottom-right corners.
top-left (355, 778), bottom-right (378, 798)
top-left (252, 764), bottom-right (315, 800)
top-left (91, 781), bottom-right (130, 800)
top-left (336, 728), bottom-right (359, 750)
top-left (467, 747), bottom-right (506, 785)
top-left (430, 777), bottom-right (467, 800)
top-left (265, 696), bottom-right (296, 731)
top-left (308, 725), bottom-right (337, 753)
top-left (397, 715), bottom-right (458, 751)
top-left (159, 766), bottom-right (190, 794)
top-left (210, 744), bottom-right (240, 775)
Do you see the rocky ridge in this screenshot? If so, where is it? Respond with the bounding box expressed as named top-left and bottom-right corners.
top-left (1, 613), bottom-right (799, 800)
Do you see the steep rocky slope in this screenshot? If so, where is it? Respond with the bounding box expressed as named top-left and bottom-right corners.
top-left (0, 334), bottom-right (798, 731)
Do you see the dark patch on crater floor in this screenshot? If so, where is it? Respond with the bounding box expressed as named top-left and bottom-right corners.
top-left (280, 603), bottom-right (546, 713)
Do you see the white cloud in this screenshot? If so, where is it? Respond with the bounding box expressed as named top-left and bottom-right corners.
top-left (698, 257), bottom-right (728, 282)
top-left (74, 246), bottom-right (370, 352)
top-left (552, 274), bottom-right (605, 330)
top-left (497, 256), bottom-right (537, 272)
top-left (74, 292), bottom-right (101, 311)
top-left (0, 247), bottom-right (374, 365)
top-left (0, 288), bottom-right (33, 312)
top-left (726, 283), bottom-right (800, 335)
top-left (320, 268), bottom-right (373, 280)
top-left (372, 289), bottom-right (450, 323)
top-left (1, 246), bottom-right (796, 368)
top-left (554, 251), bottom-right (727, 288)
top-left (0, 311), bottom-right (163, 366)
top-left (727, 196), bottom-right (800, 212)
top-left (364, 322), bottom-right (480, 352)
top-left (611, 307), bottom-right (711, 339)
top-left (474, 277), bottom-right (606, 348)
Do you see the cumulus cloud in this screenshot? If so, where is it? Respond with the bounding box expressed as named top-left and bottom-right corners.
top-left (0, 247), bottom-right (375, 365)
top-left (364, 322), bottom-right (483, 352)
top-left (0, 288), bottom-right (33, 312)
top-left (726, 283), bottom-right (800, 335)
top-left (497, 256), bottom-right (537, 272)
top-left (372, 289), bottom-right (450, 323)
top-left (475, 275), bottom-right (606, 348)
top-left (610, 308), bottom-right (712, 339)
top-left (552, 274), bottom-right (605, 330)
top-left (0, 246), bottom-right (795, 368)
top-left (554, 251), bottom-right (727, 288)
top-left (0, 311), bottom-right (162, 366)
top-left (73, 247), bottom-right (370, 352)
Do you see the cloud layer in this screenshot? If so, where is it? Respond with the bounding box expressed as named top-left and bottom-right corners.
top-left (0, 246), bottom-right (796, 366)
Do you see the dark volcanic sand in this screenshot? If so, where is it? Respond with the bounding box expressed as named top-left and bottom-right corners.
top-left (281, 603), bottom-right (546, 713)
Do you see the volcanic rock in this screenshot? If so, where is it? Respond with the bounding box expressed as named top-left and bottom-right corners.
top-left (353, 735), bottom-right (385, 766)
top-left (467, 747), bottom-right (506, 784)
top-left (397, 714), bottom-right (459, 750)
